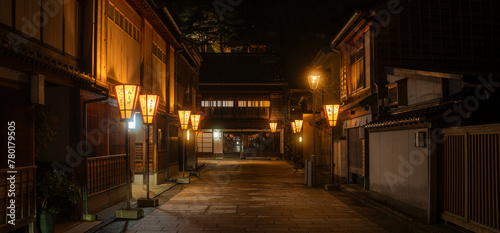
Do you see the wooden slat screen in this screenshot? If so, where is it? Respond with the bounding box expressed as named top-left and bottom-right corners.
top-left (443, 134), bottom-right (466, 219)
top-left (87, 155), bottom-right (126, 196)
top-left (468, 133), bottom-right (499, 231)
top-left (443, 129), bottom-right (500, 232)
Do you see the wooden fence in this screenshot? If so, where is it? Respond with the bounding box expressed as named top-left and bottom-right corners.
top-left (442, 125), bottom-right (500, 233)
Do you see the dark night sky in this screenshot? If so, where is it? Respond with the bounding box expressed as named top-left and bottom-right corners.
top-left (163, 0), bottom-right (380, 88)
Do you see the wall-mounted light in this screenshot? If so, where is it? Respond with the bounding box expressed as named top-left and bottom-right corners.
top-left (299, 136), bottom-right (302, 142)
top-left (291, 122), bottom-right (297, 134)
top-left (187, 130), bottom-right (190, 141)
top-left (415, 131), bottom-right (426, 148)
top-left (214, 129), bottom-right (222, 139)
top-left (128, 113), bottom-right (137, 129)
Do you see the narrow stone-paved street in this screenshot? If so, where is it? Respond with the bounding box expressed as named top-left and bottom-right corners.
top-left (98, 159), bottom-right (414, 233)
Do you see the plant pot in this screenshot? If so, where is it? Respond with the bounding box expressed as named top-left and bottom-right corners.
top-left (40, 213), bottom-right (56, 233)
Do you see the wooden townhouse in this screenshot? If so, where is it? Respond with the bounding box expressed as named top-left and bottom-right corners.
top-left (197, 53), bottom-right (288, 159)
top-left (330, 0), bottom-right (500, 231)
top-left (0, 0), bottom-right (199, 231)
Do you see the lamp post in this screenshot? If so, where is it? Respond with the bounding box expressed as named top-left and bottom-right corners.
top-left (178, 110), bottom-right (191, 180)
top-left (269, 122), bottom-right (277, 156)
top-left (190, 114), bottom-right (201, 173)
top-left (295, 119), bottom-right (304, 161)
top-left (323, 104), bottom-right (340, 190)
top-left (114, 84), bottom-right (143, 219)
top-left (291, 122), bottom-right (297, 157)
top-left (307, 75), bottom-right (320, 187)
top-left (138, 94), bottom-right (160, 207)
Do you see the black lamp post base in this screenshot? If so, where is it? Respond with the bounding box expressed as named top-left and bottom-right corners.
top-left (137, 198), bottom-right (159, 207)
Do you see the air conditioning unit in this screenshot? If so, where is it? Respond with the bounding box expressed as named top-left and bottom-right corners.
top-left (386, 79), bottom-right (408, 107)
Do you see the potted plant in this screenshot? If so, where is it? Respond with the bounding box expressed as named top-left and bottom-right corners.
top-left (38, 169), bottom-right (80, 233)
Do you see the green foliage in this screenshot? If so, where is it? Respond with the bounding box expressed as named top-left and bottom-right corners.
top-left (35, 105), bottom-right (58, 155)
top-left (38, 169), bottom-right (80, 214)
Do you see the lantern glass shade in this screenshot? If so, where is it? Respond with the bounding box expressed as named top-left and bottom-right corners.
top-left (191, 114), bottom-right (201, 131)
top-left (178, 110), bottom-right (191, 130)
top-left (294, 120), bottom-right (303, 133)
top-left (139, 94), bottom-right (160, 125)
top-left (269, 122), bottom-right (278, 133)
top-left (291, 122), bottom-right (297, 134)
top-left (323, 104), bottom-right (340, 128)
top-left (114, 85), bottom-right (141, 121)
top-left (308, 75), bottom-right (320, 90)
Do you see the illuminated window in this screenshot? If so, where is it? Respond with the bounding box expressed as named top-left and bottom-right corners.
top-left (260, 101), bottom-right (270, 107)
top-left (201, 101), bottom-right (210, 107)
top-left (223, 101), bottom-right (234, 107)
top-left (238, 101), bottom-right (247, 107)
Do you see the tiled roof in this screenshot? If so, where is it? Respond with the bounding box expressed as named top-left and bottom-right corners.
top-left (365, 103), bottom-right (454, 129)
top-left (200, 53), bottom-right (284, 84)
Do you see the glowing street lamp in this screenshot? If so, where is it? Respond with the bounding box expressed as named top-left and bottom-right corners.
top-left (139, 95), bottom-right (160, 124)
top-left (190, 114), bottom-right (202, 171)
top-left (191, 114), bottom-right (201, 131)
top-left (269, 122), bottom-right (278, 156)
top-left (294, 120), bottom-right (303, 133)
top-left (138, 94), bottom-right (160, 207)
top-left (308, 74), bottom-right (320, 187)
top-left (113, 84), bottom-right (141, 217)
top-left (178, 110), bottom-right (191, 178)
top-left (269, 122), bottom-right (278, 133)
top-left (323, 105), bottom-right (340, 128)
top-left (308, 75), bottom-right (320, 90)
top-left (178, 110), bottom-right (191, 130)
top-left (323, 104), bottom-right (340, 188)
top-left (114, 85), bottom-right (141, 121)
top-left (291, 122), bottom-right (297, 134)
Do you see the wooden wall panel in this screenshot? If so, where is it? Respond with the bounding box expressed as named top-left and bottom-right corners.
top-left (0, 1), bottom-right (12, 26)
top-left (15, 0), bottom-right (41, 40)
top-left (106, 9), bottom-right (140, 84)
top-left (42, 0), bottom-right (63, 51)
top-left (64, 0), bottom-right (79, 57)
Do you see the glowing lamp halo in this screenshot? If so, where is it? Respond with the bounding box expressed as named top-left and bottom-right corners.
top-left (308, 75), bottom-right (320, 90)
top-left (190, 114), bottom-right (201, 131)
top-left (294, 120), bottom-right (303, 133)
top-left (178, 110), bottom-right (191, 130)
top-left (139, 94), bottom-right (160, 125)
top-left (323, 104), bottom-right (340, 128)
top-left (269, 122), bottom-right (278, 133)
top-left (114, 84), bottom-right (141, 121)
top-left (291, 122), bottom-right (297, 134)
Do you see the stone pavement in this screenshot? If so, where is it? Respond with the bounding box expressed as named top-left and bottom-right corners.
top-left (95, 159), bottom-right (422, 233)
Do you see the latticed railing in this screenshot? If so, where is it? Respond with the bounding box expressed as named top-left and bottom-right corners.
top-left (87, 155), bottom-right (126, 196)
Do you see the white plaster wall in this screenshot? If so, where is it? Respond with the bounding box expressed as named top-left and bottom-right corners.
top-left (369, 129), bottom-right (429, 211)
